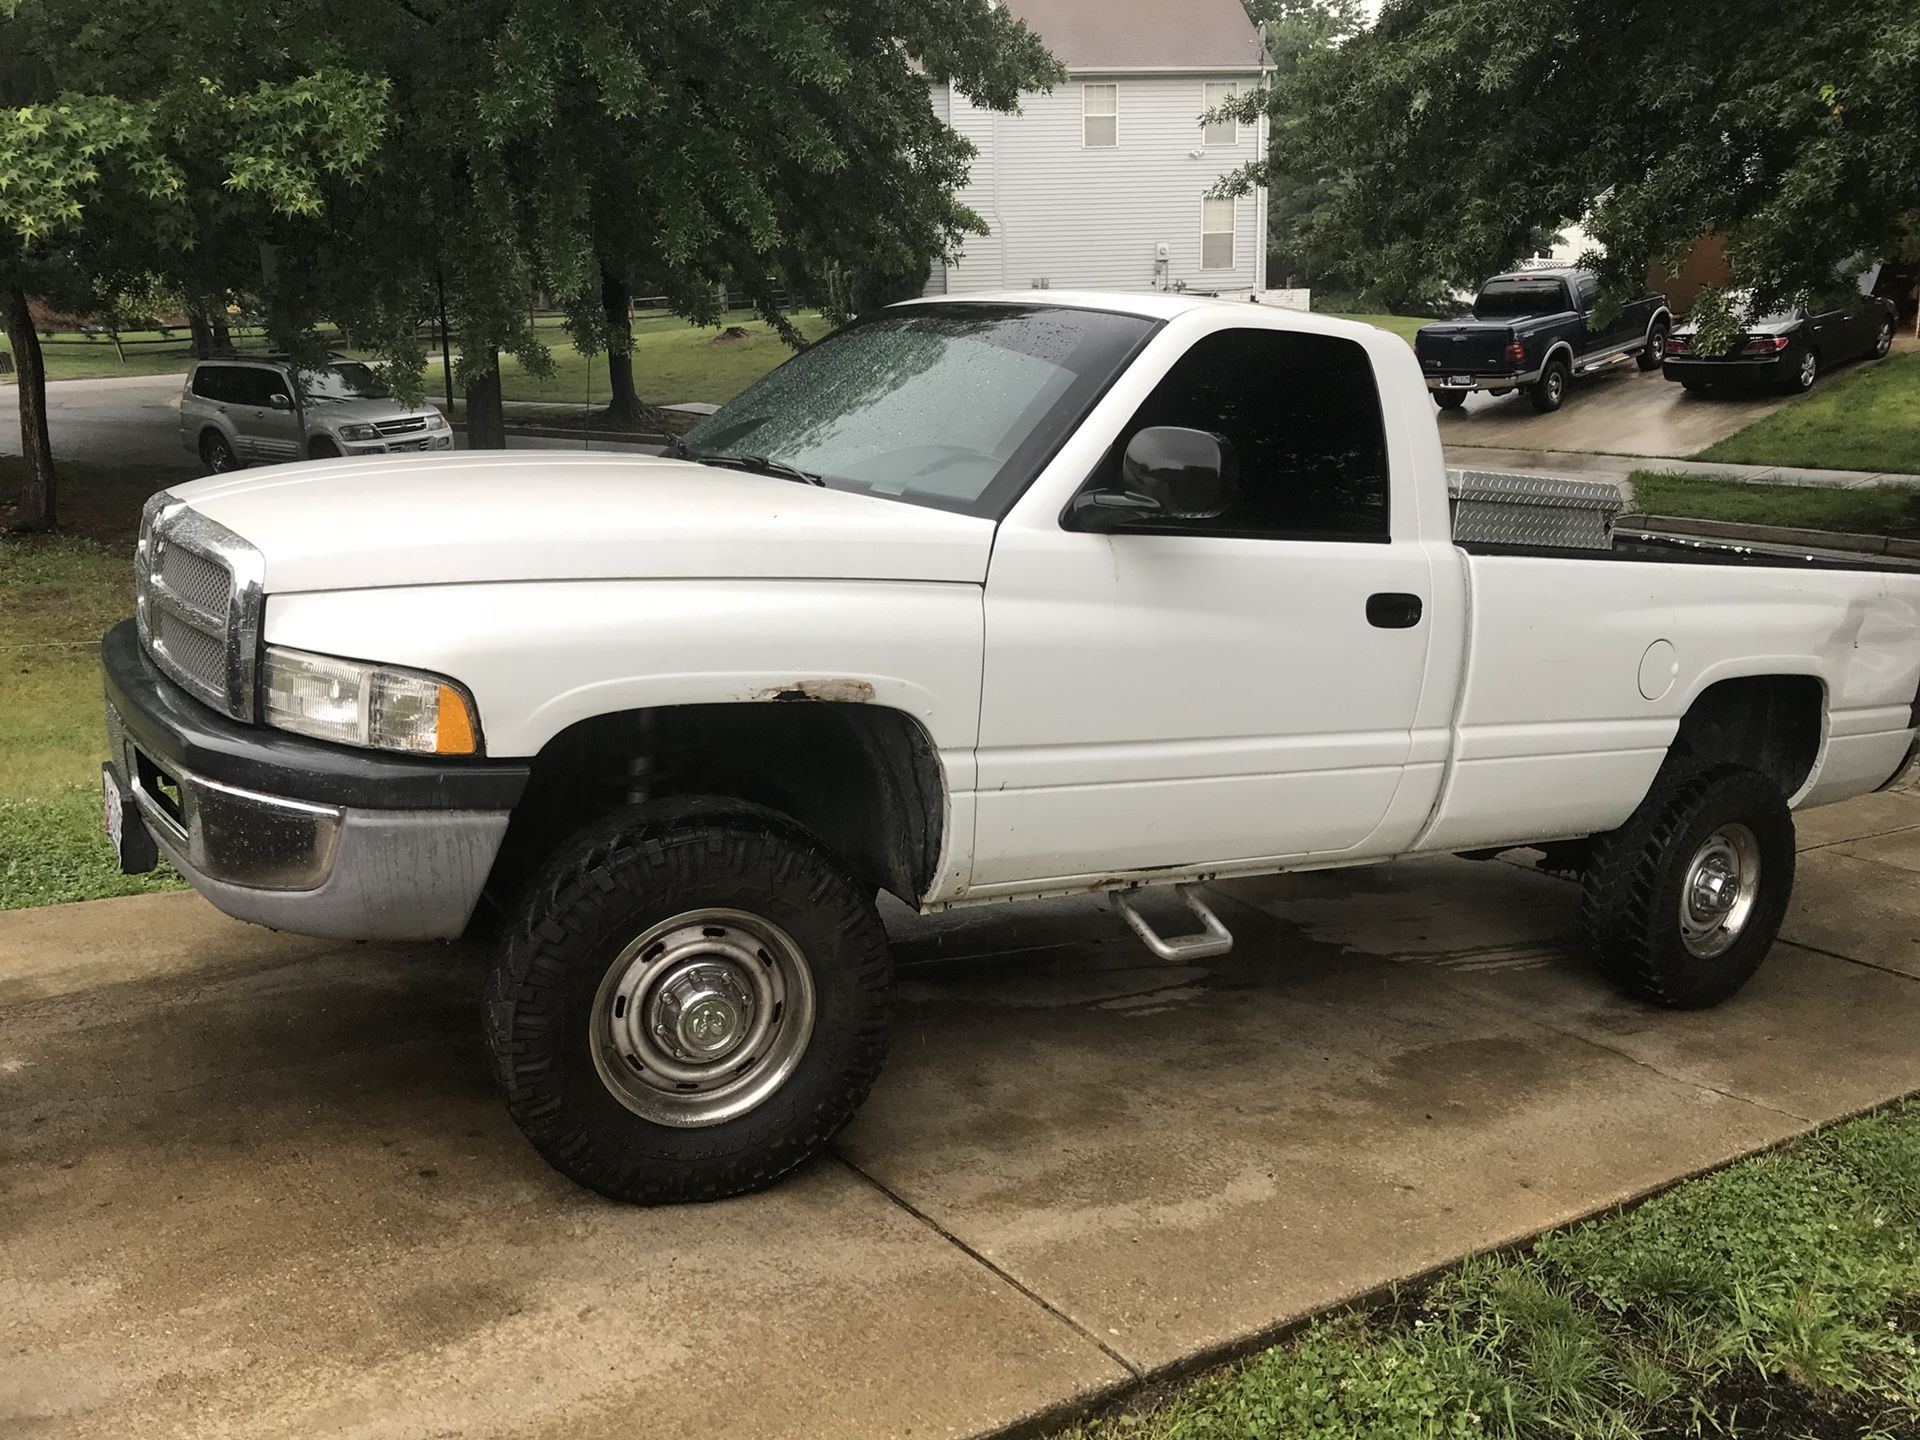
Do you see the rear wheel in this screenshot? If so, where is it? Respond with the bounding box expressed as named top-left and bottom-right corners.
top-left (1434, 390), bottom-right (1467, 410)
top-left (485, 797), bottom-right (893, 1203)
top-left (1580, 765), bottom-right (1795, 1009)
top-left (1530, 355), bottom-right (1571, 413)
top-left (1637, 321), bottom-right (1668, 371)
top-left (1788, 347), bottom-right (1818, 393)
top-left (199, 430), bottom-right (239, 474)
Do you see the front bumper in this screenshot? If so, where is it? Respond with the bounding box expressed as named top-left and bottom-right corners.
top-left (340, 432), bottom-right (455, 456)
top-left (101, 620), bottom-right (528, 940)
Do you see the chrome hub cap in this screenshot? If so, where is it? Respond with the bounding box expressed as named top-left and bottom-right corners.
top-left (1680, 824), bottom-right (1761, 959)
top-left (591, 908), bottom-right (816, 1127)
top-left (1799, 353), bottom-right (1816, 387)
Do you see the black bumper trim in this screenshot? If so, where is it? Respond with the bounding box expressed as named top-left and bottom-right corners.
top-left (102, 620), bottom-right (530, 811)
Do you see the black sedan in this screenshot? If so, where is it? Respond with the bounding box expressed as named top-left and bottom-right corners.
top-left (1662, 289), bottom-right (1896, 394)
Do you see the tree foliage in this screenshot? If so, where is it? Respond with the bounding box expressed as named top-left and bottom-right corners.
top-left (1222, 0), bottom-right (1920, 314)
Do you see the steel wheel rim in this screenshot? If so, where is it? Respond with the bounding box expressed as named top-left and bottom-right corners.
top-left (1547, 370), bottom-right (1564, 402)
top-left (1648, 329), bottom-right (1666, 363)
top-left (1799, 352), bottom-right (1816, 388)
top-left (1679, 823), bottom-right (1762, 959)
top-left (207, 440), bottom-right (234, 472)
top-left (590, 907), bottom-right (817, 1128)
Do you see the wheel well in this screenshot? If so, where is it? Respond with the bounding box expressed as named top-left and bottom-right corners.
top-left (1541, 342), bottom-right (1572, 371)
top-left (1670, 676), bottom-right (1823, 798)
top-left (198, 426), bottom-right (228, 453)
top-left (491, 703), bottom-right (945, 907)
top-left (308, 435), bottom-right (339, 457)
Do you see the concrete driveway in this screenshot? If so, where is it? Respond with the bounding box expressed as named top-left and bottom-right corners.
top-left (5, 786), bottom-right (1919, 1439)
top-left (1436, 358), bottom-right (1793, 457)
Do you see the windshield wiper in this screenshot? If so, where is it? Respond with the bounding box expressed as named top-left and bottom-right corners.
top-left (686, 450), bottom-right (826, 487)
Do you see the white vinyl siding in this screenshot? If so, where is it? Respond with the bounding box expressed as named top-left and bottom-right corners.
top-left (937, 73), bottom-right (1265, 295)
top-left (1082, 83), bottom-right (1117, 147)
top-left (1201, 196), bottom-right (1236, 270)
top-left (1202, 81), bottom-right (1237, 147)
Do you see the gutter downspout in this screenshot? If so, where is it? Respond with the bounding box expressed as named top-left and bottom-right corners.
top-left (1256, 23), bottom-right (1270, 293)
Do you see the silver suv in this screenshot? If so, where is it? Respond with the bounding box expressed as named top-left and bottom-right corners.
top-left (179, 357), bottom-right (453, 473)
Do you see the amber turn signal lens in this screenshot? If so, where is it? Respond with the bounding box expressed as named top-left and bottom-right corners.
top-left (435, 684), bottom-right (478, 754)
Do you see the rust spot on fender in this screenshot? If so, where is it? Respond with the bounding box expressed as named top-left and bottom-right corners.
top-left (756, 678), bottom-right (877, 704)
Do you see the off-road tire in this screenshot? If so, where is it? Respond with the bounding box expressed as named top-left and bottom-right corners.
top-left (485, 797), bottom-right (893, 1203)
top-left (1530, 355), bottom-right (1571, 413)
top-left (1580, 764), bottom-right (1795, 1009)
top-left (200, 430), bottom-right (239, 474)
top-left (1434, 390), bottom-right (1467, 410)
top-left (1637, 321), bottom-right (1668, 371)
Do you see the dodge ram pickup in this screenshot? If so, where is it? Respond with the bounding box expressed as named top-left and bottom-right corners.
top-left (101, 292), bottom-right (1920, 1204)
top-left (1416, 267), bottom-right (1670, 412)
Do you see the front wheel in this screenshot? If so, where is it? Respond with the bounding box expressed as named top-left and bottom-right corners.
top-left (1580, 765), bottom-right (1795, 1009)
top-left (1637, 322), bottom-right (1668, 371)
top-left (1530, 356), bottom-right (1571, 413)
top-left (485, 798), bottom-right (893, 1203)
top-left (199, 430), bottom-right (239, 474)
top-left (1872, 320), bottom-right (1894, 360)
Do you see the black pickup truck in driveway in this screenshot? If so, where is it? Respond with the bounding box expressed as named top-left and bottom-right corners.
top-left (1416, 268), bottom-right (1671, 414)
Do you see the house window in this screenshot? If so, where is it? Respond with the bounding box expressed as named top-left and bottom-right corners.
top-left (1203, 82), bottom-right (1238, 146)
top-left (1082, 84), bottom-right (1117, 147)
top-left (1201, 197), bottom-right (1236, 270)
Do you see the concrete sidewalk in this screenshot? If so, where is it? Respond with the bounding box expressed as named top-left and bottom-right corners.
top-left (4, 788), bottom-right (1920, 1438)
top-left (1448, 443), bottom-right (1920, 492)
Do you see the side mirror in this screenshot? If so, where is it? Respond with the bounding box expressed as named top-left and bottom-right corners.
top-left (1069, 426), bottom-right (1238, 531)
top-left (268, 392), bottom-right (292, 411)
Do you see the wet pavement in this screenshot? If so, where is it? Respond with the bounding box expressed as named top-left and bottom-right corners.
top-left (5, 785), bottom-right (1919, 1438)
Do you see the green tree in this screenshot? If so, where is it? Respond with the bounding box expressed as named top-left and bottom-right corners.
top-left (1, 0), bottom-right (387, 530)
top-left (1220, 0), bottom-right (1920, 316)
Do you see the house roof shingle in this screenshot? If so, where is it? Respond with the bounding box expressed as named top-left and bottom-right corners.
top-left (1002, 0), bottom-right (1268, 73)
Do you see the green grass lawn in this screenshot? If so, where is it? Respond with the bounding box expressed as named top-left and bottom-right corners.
top-left (1696, 351), bottom-right (1920, 476)
top-left (1061, 1101), bottom-right (1920, 1440)
top-left (434, 309), bottom-right (822, 410)
top-left (0, 530), bottom-right (186, 909)
top-left (1323, 312), bottom-right (1427, 346)
top-left (1628, 470), bottom-right (1920, 537)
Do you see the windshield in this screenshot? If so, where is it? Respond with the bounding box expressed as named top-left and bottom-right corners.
top-left (298, 362), bottom-right (393, 401)
top-left (682, 304), bottom-right (1157, 517)
top-left (1474, 278), bottom-right (1571, 319)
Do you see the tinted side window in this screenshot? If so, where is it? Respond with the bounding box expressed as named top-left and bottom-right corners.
top-left (1574, 274), bottom-right (1599, 311)
top-left (1095, 328), bottom-right (1389, 541)
top-left (191, 365), bottom-right (235, 402)
top-left (230, 367), bottom-right (288, 406)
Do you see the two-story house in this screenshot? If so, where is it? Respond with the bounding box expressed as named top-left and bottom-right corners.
top-left (926, 0), bottom-right (1270, 298)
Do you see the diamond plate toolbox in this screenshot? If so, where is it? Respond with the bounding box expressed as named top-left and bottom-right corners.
top-left (1446, 469), bottom-right (1624, 552)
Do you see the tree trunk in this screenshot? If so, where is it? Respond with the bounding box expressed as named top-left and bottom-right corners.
top-left (187, 307), bottom-right (213, 359)
top-left (465, 354), bottom-right (506, 449)
top-left (600, 267), bottom-right (639, 424)
top-left (4, 282), bottom-right (56, 532)
top-left (210, 309), bottom-right (232, 350)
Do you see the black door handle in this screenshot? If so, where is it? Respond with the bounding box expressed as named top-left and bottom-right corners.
top-left (1367, 592), bottom-right (1423, 629)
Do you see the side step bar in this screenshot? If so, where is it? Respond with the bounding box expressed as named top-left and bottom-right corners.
top-left (1112, 885), bottom-right (1234, 961)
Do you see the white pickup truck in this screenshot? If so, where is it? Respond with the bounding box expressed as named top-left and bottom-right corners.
top-left (101, 292), bottom-right (1920, 1203)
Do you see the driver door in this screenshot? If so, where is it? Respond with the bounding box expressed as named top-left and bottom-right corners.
top-left (971, 325), bottom-right (1436, 890)
top-left (232, 366), bottom-right (304, 463)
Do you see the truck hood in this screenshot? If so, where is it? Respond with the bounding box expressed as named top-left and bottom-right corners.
top-left (301, 395), bottom-right (442, 426)
top-left (168, 451), bottom-right (997, 592)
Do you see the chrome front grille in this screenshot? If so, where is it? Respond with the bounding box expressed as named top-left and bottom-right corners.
top-left (134, 492), bottom-right (266, 720)
top-left (375, 416), bottom-right (427, 436)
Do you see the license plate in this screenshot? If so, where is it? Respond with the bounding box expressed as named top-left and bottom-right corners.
top-left (102, 767), bottom-right (125, 851)
top-left (1447, 375), bottom-right (1474, 387)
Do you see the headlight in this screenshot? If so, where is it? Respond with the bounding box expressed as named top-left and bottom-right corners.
top-left (425, 410), bottom-right (449, 430)
top-left (262, 646), bottom-right (480, 755)
top-left (337, 423), bottom-right (381, 441)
